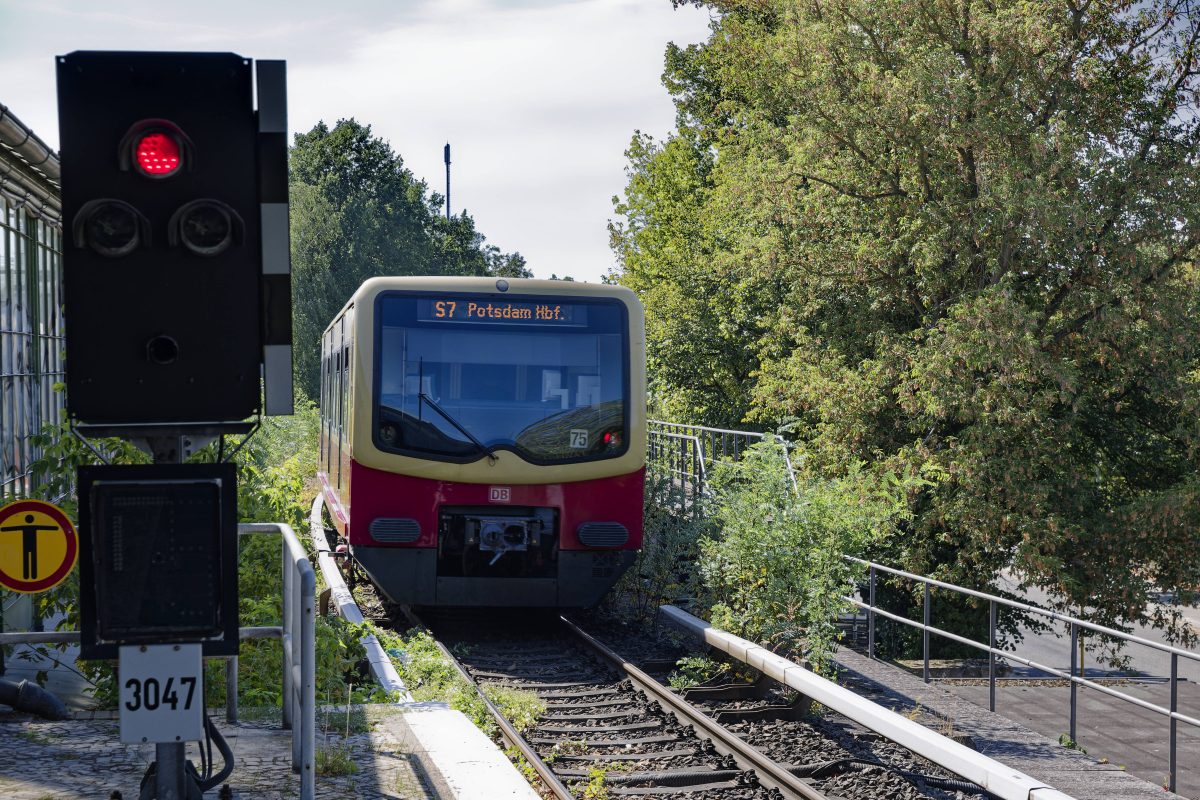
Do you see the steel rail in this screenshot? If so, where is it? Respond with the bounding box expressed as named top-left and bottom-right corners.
top-left (661, 605), bottom-right (1074, 800)
top-left (561, 616), bottom-right (831, 800)
top-left (400, 608), bottom-right (574, 800)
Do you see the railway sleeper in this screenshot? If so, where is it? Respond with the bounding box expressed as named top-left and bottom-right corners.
top-left (529, 734), bottom-right (681, 747)
top-left (542, 696), bottom-right (641, 709)
top-left (540, 683), bottom-right (633, 698)
top-left (605, 780), bottom-right (748, 795)
top-left (556, 767), bottom-right (749, 786)
top-left (471, 669), bottom-right (607, 682)
top-left (539, 719), bottom-right (665, 733)
top-left (712, 701), bottom-right (811, 724)
top-left (539, 708), bottom-right (653, 721)
top-left (550, 748), bottom-right (700, 762)
top-left (681, 678), bottom-right (776, 702)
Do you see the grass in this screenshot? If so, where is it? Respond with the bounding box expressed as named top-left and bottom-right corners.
top-left (315, 741), bottom-right (358, 776)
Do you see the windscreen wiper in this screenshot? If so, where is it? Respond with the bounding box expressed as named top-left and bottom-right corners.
top-left (419, 392), bottom-right (496, 462)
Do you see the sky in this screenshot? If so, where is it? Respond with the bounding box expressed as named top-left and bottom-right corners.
top-left (0, 0), bottom-right (714, 282)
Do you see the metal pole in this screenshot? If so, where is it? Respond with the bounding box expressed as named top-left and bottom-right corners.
top-left (1069, 622), bottom-right (1078, 744)
top-left (154, 444), bottom-right (188, 800)
top-left (1170, 652), bottom-right (1178, 793)
top-left (867, 566), bottom-right (876, 660)
top-left (226, 656), bottom-right (239, 723)
top-left (282, 538), bottom-right (294, 730)
top-left (988, 600), bottom-right (996, 712)
top-left (444, 143), bottom-right (451, 220)
top-left (923, 582), bottom-right (931, 683)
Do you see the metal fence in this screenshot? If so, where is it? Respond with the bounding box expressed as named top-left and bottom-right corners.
top-left (647, 419), bottom-right (1199, 793)
top-left (0, 106), bottom-right (63, 503)
top-left (646, 420), bottom-right (795, 508)
top-left (0, 522), bottom-right (317, 800)
top-left (845, 557), bottom-right (1200, 794)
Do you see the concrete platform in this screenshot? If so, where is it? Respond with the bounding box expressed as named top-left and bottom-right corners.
top-left (834, 646), bottom-right (1188, 800)
top-left (0, 703), bottom-right (538, 799)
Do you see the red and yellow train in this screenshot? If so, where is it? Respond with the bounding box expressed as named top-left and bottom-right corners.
top-left (318, 276), bottom-right (646, 607)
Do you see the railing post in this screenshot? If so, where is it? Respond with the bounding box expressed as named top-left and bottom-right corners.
top-left (923, 582), bottom-right (931, 683)
top-left (1170, 652), bottom-right (1178, 793)
top-left (1069, 622), bottom-right (1078, 744)
top-left (226, 656), bottom-right (239, 724)
top-left (867, 565), bottom-right (876, 660)
top-left (282, 537), bottom-right (294, 730)
top-left (988, 600), bottom-right (996, 713)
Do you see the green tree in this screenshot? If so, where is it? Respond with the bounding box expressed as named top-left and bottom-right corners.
top-left (615, 0), bottom-right (1200, 638)
top-left (290, 119), bottom-right (529, 398)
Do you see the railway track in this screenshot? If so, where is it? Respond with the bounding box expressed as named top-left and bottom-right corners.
top-left (406, 610), bottom-right (991, 800)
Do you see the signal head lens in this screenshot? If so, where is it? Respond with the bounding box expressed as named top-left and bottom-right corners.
top-left (85, 201), bottom-right (141, 257)
top-left (146, 335), bottom-right (180, 365)
top-left (135, 131), bottom-right (182, 178)
top-left (180, 202), bottom-right (233, 256)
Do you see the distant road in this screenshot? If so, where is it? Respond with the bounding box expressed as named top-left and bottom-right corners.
top-left (992, 571), bottom-right (1200, 684)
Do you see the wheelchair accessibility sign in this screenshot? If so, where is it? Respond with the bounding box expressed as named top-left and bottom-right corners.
top-left (0, 500), bottom-right (78, 593)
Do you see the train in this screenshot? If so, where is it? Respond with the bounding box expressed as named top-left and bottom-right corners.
top-left (318, 276), bottom-right (647, 607)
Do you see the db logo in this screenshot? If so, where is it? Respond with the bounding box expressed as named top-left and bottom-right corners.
top-left (488, 487), bottom-right (511, 503)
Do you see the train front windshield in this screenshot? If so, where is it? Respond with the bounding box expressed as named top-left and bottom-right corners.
top-left (374, 293), bottom-right (629, 463)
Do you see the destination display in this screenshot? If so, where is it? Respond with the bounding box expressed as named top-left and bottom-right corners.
top-left (417, 297), bottom-right (584, 325)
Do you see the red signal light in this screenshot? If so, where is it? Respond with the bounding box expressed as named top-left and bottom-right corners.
top-left (119, 120), bottom-right (192, 179)
top-left (134, 132), bottom-right (182, 177)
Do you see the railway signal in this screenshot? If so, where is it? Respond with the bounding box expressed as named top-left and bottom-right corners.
top-left (56, 51), bottom-right (292, 427)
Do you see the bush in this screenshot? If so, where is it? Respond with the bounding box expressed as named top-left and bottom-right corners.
top-left (697, 438), bottom-right (918, 672)
top-left (4, 397), bottom-right (361, 710)
top-left (606, 474), bottom-right (712, 619)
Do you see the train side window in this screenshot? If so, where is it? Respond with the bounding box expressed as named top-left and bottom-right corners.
top-left (335, 347), bottom-right (343, 487)
top-left (319, 337), bottom-right (329, 468)
top-left (342, 344), bottom-right (351, 440)
top-left (343, 340), bottom-right (350, 438)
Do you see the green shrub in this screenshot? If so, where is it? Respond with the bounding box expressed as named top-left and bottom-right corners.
top-left (697, 438), bottom-right (919, 672)
top-left (606, 474), bottom-right (712, 619)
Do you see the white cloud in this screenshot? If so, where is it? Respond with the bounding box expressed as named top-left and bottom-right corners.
top-left (0, 0), bottom-right (712, 280)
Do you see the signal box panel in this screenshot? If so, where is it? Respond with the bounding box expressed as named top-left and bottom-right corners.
top-left (57, 52), bottom-right (262, 424)
top-left (77, 464), bottom-right (239, 659)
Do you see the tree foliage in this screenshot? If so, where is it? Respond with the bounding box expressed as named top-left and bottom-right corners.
top-left (290, 119), bottom-right (529, 398)
top-left (614, 0), bottom-right (1200, 637)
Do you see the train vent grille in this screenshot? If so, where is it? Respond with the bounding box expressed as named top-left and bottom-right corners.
top-left (369, 518), bottom-right (421, 544)
top-left (577, 522), bottom-right (629, 548)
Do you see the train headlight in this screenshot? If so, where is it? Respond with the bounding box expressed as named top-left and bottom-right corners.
top-left (603, 431), bottom-right (623, 449)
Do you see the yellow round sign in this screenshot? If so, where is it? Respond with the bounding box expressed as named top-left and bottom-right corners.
top-left (0, 500), bottom-right (79, 593)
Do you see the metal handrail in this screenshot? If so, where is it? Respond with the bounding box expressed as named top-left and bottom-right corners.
top-left (847, 557), bottom-right (1199, 793)
top-left (0, 521), bottom-right (316, 800)
top-left (648, 419), bottom-right (798, 491)
top-left (239, 522), bottom-right (315, 799)
top-left (307, 494), bottom-right (412, 701)
top-left (661, 604), bottom-right (1075, 800)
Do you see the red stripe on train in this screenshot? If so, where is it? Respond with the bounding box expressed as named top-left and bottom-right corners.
top-left (336, 459), bottom-right (645, 550)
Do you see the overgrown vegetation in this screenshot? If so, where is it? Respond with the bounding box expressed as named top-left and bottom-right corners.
top-left (375, 627), bottom-right (544, 737)
top-left (699, 440), bottom-right (918, 671)
top-left (611, 438), bottom-right (918, 672)
top-left (2, 397), bottom-right (373, 710)
top-left (613, 0), bottom-right (1200, 646)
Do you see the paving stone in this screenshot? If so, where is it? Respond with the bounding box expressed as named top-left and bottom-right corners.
top-left (834, 647), bottom-right (1188, 800)
top-left (0, 705), bottom-right (448, 799)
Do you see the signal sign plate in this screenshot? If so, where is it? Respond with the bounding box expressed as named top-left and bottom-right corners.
top-left (119, 644), bottom-right (203, 744)
top-left (0, 500), bottom-right (78, 593)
